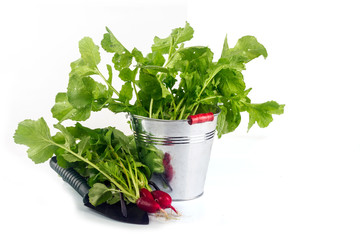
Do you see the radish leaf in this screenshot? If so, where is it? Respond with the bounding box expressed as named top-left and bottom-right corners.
top-left (88, 183), bottom-right (114, 206)
top-left (244, 101), bottom-right (285, 131)
top-left (13, 118), bottom-right (58, 164)
top-left (78, 37), bottom-right (101, 68)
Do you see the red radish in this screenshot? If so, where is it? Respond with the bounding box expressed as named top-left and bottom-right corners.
top-left (136, 197), bottom-right (167, 216)
top-left (187, 112), bottom-right (214, 125)
top-left (140, 188), bottom-right (154, 200)
top-left (151, 190), bottom-right (178, 214)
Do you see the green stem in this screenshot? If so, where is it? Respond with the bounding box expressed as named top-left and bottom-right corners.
top-left (54, 143), bottom-right (135, 199)
top-left (95, 67), bottom-right (120, 97)
top-left (191, 104), bottom-right (200, 116)
top-left (131, 67), bottom-right (141, 106)
top-left (188, 95), bottom-right (219, 116)
top-left (165, 36), bottom-right (183, 68)
top-left (198, 66), bottom-right (223, 98)
top-left (149, 98), bottom-right (154, 118)
top-left (178, 105), bottom-right (186, 120)
top-left (109, 145), bottom-right (134, 192)
top-left (168, 37), bottom-right (176, 59)
top-left (161, 108), bottom-right (164, 119)
top-left (189, 66), bottom-right (225, 114)
top-left (154, 104), bottom-right (163, 118)
top-left (198, 95), bottom-right (219, 103)
top-left (127, 157), bottom-right (139, 199)
top-left (174, 98), bottom-right (185, 119)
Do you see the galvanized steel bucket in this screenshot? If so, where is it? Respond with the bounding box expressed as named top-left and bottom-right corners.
top-left (130, 112), bottom-right (219, 200)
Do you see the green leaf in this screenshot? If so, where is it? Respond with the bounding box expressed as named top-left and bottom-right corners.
top-left (135, 161), bottom-right (151, 180)
top-left (13, 118), bottom-right (58, 164)
top-left (244, 101), bottom-right (285, 131)
top-left (102, 27), bottom-right (133, 71)
top-left (174, 22), bottom-right (194, 44)
top-left (178, 71), bottom-right (201, 96)
top-left (52, 123), bottom-right (89, 163)
top-left (131, 48), bottom-right (145, 63)
top-left (69, 58), bottom-right (97, 77)
top-left (55, 149), bottom-right (72, 168)
top-left (67, 75), bottom-right (94, 109)
top-left (91, 79), bottom-right (109, 100)
top-left (216, 56), bottom-right (246, 72)
top-left (119, 68), bottom-right (136, 82)
top-left (107, 101), bottom-right (147, 116)
top-left (67, 75), bottom-right (109, 117)
top-left (151, 22), bottom-right (194, 54)
top-left (101, 27), bottom-right (128, 54)
top-left (98, 161), bottom-right (124, 183)
top-left (106, 64), bottom-right (113, 84)
top-left (138, 70), bottom-right (169, 100)
top-left (168, 46), bottom-right (213, 75)
top-left (138, 65), bottom-right (169, 74)
top-left (52, 132), bottom-right (65, 145)
top-left (67, 122), bottom-right (102, 143)
top-left (118, 82), bottom-right (133, 104)
top-left (78, 37), bottom-right (101, 68)
top-left (51, 92), bottom-right (91, 122)
top-left (163, 75), bottom-right (177, 90)
top-left (216, 105), bottom-right (228, 138)
top-left (145, 51), bottom-right (165, 66)
top-left (218, 35), bottom-right (267, 71)
top-left (233, 36), bottom-right (267, 62)
top-left (216, 101), bottom-right (241, 137)
top-left (88, 183), bottom-right (114, 206)
top-left (216, 69), bottom-right (245, 97)
top-left (54, 123), bottom-right (75, 149)
top-left (62, 153), bottom-right (82, 163)
top-left (51, 93), bottom-right (77, 122)
top-left (112, 129), bottom-right (131, 153)
top-left (221, 35), bottom-right (229, 57)
top-left (152, 37), bottom-right (171, 55)
top-left (88, 172), bottom-right (107, 188)
top-left (106, 191), bottom-right (121, 205)
top-left (78, 136), bottom-right (91, 155)
top-left (107, 101), bottom-right (133, 113)
top-left (104, 127), bottom-right (113, 146)
top-left (112, 52), bottom-right (133, 71)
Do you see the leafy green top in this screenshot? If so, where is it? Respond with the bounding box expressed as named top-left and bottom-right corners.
top-left (14, 118), bottom-right (151, 205)
top-left (51, 22), bottom-right (284, 137)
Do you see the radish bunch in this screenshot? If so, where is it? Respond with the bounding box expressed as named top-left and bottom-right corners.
top-left (136, 188), bottom-right (179, 218)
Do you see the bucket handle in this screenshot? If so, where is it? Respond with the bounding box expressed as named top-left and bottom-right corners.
top-left (187, 112), bottom-right (214, 125)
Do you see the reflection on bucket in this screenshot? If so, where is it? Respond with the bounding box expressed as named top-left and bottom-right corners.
top-left (130, 113), bottom-right (219, 201)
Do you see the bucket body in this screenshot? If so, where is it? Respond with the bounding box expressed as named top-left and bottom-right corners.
top-left (130, 114), bottom-right (218, 200)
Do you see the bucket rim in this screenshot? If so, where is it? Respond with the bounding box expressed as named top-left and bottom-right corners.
top-left (129, 107), bottom-right (221, 123)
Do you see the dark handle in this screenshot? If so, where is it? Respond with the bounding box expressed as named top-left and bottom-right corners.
top-left (49, 156), bottom-right (90, 198)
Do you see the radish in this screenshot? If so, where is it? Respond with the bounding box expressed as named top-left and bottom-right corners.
top-left (136, 197), bottom-right (168, 217)
top-left (151, 190), bottom-right (178, 214)
top-left (140, 188), bottom-right (154, 200)
top-left (137, 188), bottom-right (178, 217)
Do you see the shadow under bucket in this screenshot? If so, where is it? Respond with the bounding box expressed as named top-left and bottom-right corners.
top-left (130, 112), bottom-right (219, 201)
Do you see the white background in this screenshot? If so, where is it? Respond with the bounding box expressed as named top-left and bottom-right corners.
top-left (1, 0), bottom-right (360, 239)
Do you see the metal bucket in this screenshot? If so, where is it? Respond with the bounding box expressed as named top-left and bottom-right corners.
top-left (130, 113), bottom-right (219, 200)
